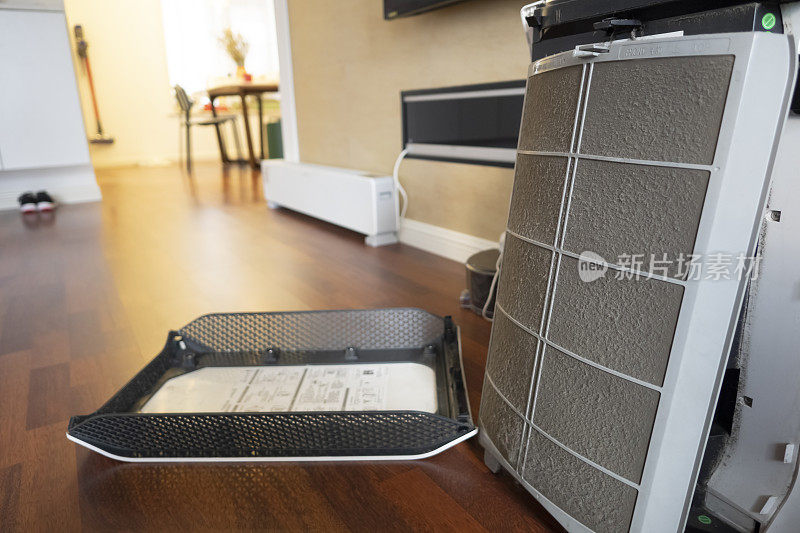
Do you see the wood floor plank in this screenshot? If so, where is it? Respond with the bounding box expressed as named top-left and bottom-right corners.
top-left (0, 162), bottom-right (560, 531)
top-left (304, 464), bottom-right (420, 532)
top-left (0, 351), bottom-right (30, 468)
top-left (26, 363), bottom-right (71, 430)
top-left (0, 463), bottom-right (22, 531)
top-left (18, 424), bottom-right (82, 531)
top-left (379, 467), bottom-right (489, 532)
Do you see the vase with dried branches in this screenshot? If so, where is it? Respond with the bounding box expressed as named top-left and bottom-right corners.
top-left (219, 28), bottom-right (249, 79)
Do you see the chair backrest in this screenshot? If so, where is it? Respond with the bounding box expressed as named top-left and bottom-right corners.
top-left (174, 85), bottom-right (194, 117)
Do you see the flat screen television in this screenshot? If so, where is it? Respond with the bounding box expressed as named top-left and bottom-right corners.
top-left (384, 0), bottom-right (466, 19)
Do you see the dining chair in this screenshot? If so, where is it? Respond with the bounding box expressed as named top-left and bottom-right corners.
top-left (174, 85), bottom-right (242, 172)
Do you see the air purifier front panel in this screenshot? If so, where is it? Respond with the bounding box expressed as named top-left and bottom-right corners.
top-left (479, 32), bottom-right (796, 532)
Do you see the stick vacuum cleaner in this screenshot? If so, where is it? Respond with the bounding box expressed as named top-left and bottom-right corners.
top-left (73, 25), bottom-right (114, 145)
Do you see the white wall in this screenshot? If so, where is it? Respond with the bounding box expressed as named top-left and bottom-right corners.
top-left (63, 0), bottom-right (276, 169)
top-left (287, 0), bottom-right (528, 241)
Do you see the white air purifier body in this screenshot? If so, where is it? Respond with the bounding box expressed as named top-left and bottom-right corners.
top-left (479, 24), bottom-right (800, 533)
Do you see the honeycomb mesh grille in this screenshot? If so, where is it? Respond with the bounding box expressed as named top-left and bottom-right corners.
top-left (70, 412), bottom-right (470, 459)
top-left (180, 309), bottom-right (443, 353)
top-left (69, 309), bottom-right (475, 460)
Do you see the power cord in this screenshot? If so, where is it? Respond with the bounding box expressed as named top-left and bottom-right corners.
top-left (391, 147), bottom-right (501, 323)
top-left (393, 148), bottom-right (409, 224)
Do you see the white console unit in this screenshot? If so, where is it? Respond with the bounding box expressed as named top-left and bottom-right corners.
top-left (262, 161), bottom-right (398, 246)
top-left (0, 1), bottom-right (100, 210)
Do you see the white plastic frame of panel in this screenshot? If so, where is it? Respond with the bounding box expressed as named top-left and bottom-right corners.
top-left (481, 32), bottom-right (797, 533)
top-left (705, 9), bottom-right (800, 530)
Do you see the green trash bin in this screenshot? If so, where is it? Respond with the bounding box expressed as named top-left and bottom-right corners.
top-left (265, 120), bottom-right (283, 159)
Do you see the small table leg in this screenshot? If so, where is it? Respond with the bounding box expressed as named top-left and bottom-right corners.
top-left (257, 95), bottom-right (265, 160)
top-left (209, 96), bottom-right (229, 164)
top-left (240, 94), bottom-right (258, 169)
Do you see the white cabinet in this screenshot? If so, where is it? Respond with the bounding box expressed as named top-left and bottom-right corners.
top-left (0, 1), bottom-right (64, 10)
top-left (0, 9), bottom-right (90, 170)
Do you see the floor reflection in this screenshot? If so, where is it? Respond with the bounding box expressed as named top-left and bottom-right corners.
top-left (19, 209), bottom-right (57, 229)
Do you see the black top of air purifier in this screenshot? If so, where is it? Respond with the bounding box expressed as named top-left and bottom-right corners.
top-left (525, 1), bottom-right (786, 61)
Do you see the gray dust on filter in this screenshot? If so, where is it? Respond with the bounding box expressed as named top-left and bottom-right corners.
top-left (532, 346), bottom-right (660, 483)
top-left (523, 428), bottom-right (638, 533)
top-left (479, 381), bottom-right (525, 468)
top-left (508, 154), bottom-right (570, 246)
top-left (495, 233), bottom-right (551, 333)
top-left (562, 158), bottom-right (709, 279)
top-left (485, 311), bottom-right (538, 412)
top-left (580, 55), bottom-right (734, 164)
top-left (519, 65), bottom-right (583, 153)
top-left (549, 255), bottom-right (684, 386)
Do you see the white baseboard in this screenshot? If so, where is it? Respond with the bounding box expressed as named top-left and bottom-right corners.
top-left (0, 164), bottom-right (101, 211)
top-left (399, 218), bottom-right (499, 264)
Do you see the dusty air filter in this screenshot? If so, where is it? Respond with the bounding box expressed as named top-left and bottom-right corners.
top-left (67, 309), bottom-right (475, 461)
top-left (479, 31), bottom-right (796, 532)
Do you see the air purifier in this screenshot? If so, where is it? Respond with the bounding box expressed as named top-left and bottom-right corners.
top-left (480, 2), bottom-right (800, 531)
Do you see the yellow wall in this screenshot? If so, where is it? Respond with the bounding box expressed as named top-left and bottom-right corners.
top-left (63, 0), bottom-right (230, 168)
top-left (287, 0), bottom-right (529, 241)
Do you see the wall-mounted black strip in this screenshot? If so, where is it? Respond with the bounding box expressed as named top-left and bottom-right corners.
top-left (401, 79), bottom-right (526, 168)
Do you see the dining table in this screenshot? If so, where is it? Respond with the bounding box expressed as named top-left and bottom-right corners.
top-left (207, 81), bottom-right (279, 169)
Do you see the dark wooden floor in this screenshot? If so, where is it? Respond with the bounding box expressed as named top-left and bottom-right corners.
top-left (0, 163), bottom-right (561, 532)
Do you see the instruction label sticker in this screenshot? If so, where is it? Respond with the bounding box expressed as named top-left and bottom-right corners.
top-left (139, 363), bottom-right (434, 414)
top-left (291, 366), bottom-right (388, 412)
